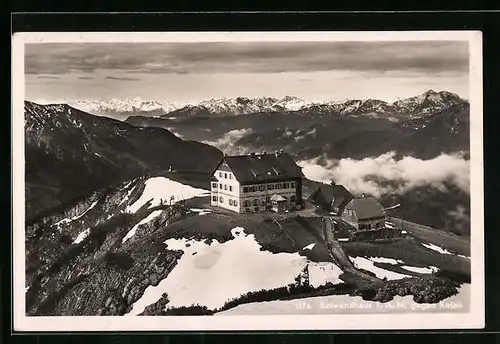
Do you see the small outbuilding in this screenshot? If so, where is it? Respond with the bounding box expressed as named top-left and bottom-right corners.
top-left (270, 194), bottom-right (287, 213)
top-left (340, 196), bottom-right (386, 231)
top-left (307, 183), bottom-right (353, 215)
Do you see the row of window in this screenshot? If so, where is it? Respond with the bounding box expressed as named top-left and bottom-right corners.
top-left (218, 171), bottom-right (233, 180)
top-left (358, 222), bottom-right (383, 230)
top-left (242, 195), bottom-right (296, 207)
top-left (212, 195), bottom-right (238, 207)
top-left (212, 183), bottom-right (233, 192)
top-left (243, 182), bottom-right (295, 193)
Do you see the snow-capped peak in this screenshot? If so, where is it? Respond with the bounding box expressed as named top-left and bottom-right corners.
top-left (391, 90), bottom-right (463, 116)
top-left (271, 96), bottom-right (311, 111)
top-left (31, 90), bottom-right (465, 120)
top-left (51, 98), bottom-right (184, 117)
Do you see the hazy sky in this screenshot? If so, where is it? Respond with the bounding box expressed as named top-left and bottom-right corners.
top-left (25, 41), bottom-right (469, 103)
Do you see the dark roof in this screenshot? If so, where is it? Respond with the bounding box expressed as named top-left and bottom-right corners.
top-left (348, 197), bottom-right (385, 220)
top-left (219, 152), bottom-right (304, 183)
top-left (307, 184), bottom-right (353, 210)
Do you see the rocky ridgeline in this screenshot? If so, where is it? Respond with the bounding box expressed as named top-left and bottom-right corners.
top-left (25, 176), bottom-right (194, 316)
top-left (354, 276), bottom-right (460, 304)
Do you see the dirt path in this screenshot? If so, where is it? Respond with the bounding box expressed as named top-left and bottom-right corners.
top-left (322, 217), bottom-right (382, 284)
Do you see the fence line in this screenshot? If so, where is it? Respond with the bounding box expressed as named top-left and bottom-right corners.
top-left (272, 219), bottom-right (296, 247)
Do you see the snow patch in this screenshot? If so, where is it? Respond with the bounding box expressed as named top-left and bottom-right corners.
top-left (54, 199), bottom-right (99, 226)
top-left (73, 228), bottom-right (90, 244)
top-left (126, 227), bottom-right (309, 314)
top-left (422, 243), bottom-right (470, 259)
top-left (369, 257), bottom-right (404, 265)
top-left (307, 262), bottom-right (343, 287)
top-left (122, 210), bottom-right (164, 243)
top-left (120, 181), bottom-right (132, 191)
top-left (119, 183), bottom-right (137, 206)
top-left (303, 243), bottom-right (316, 250)
top-left (422, 242), bottom-right (452, 254)
top-left (401, 265), bottom-right (439, 274)
top-left (350, 257), bottom-right (411, 280)
top-left (190, 208), bottom-right (214, 216)
top-left (126, 177), bottom-right (209, 213)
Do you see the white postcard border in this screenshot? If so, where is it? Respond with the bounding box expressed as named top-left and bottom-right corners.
top-left (12, 30), bottom-right (484, 331)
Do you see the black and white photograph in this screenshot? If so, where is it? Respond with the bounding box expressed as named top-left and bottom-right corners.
top-left (12, 31), bottom-right (484, 331)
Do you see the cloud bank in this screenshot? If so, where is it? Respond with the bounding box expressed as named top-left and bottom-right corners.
top-left (203, 129), bottom-right (253, 155)
top-left (298, 151), bottom-right (470, 197)
top-left (25, 41), bottom-right (468, 75)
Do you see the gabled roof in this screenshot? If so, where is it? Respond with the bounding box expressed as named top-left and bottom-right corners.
top-left (348, 197), bottom-right (385, 220)
top-left (270, 194), bottom-right (286, 202)
top-left (307, 184), bottom-right (353, 210)
top-left (216, 152), bottom-right (304, 183)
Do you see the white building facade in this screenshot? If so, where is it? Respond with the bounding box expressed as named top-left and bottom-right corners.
top-left (210, 153), bottom-right (304, 213)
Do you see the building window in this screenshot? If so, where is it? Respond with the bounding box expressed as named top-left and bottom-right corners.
top-left (243, 186), bottom-right (249, 193)
top-left (283, 182), bottom-right (289, 189)
top-left (219, 172), bottom-right (223, 177)
top-left (259, 185), bottom-right (265, 191)
top-left (234, 200), bottom-right (238, 207)
top-left (291, 182), bottom-right (295, 188)
top-left (229, 199), bottom-right (233, 206)
top-left (225, 173), bottom-right (228, 179)
top-left (290, 195), bottom-right (296, 203)
top-left (212, 196), bottom-right (217, 202)
top-left (219, 196), bottom-right (224, 203)
top-left (275, 183), bottom-right (282, 189)
top-left (253, 199), bottom-right (259, 206)
top-left (267, 184), bottom-right (273, 190)
top-left (219, 183), bottom-right (222, 189)
top-left (229, 185), bottom-right (233, 192)
top-left (212, 182), bottom-right (218, 188)
top-left (251, 186), bottom-right (257, 192)
top-left (254, 207), bottom-right (259, 212)
top-left (224, 185), bottom-right (227, 190)
top-left (229, 173), bottom-right (232, 179)
top-left (245, 208), bottom-right (250, 213)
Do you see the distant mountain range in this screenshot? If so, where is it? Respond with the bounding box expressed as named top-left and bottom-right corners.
top-left (38, 90), bottom-right (467, 121)
top-left (241, 101), bottom-right (471, 161)
top-left (25, 101), bottom-right (222, 220)
top-left (123, 90), bottom-right (470, 161)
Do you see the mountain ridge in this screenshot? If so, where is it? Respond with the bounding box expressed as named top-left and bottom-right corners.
top-left (24, 101), bottom-right (223, 220)
top-left (32, 90), bottom-right (467, 120)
